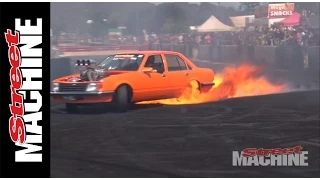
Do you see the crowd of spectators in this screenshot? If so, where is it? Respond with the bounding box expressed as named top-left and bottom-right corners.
top-left (54, 25), bottom-right (319, 47)
top-left (53, 9), bottom-right (319, 48)
top-left (54, 27), bottom-right (319, 48)
top-left (148, 9), bottom-right (319, 47)
top-left (149, 25), bottom-right (318, 48)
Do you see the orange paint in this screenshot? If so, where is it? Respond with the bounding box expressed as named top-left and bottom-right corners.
top-left (51, 51), bottom-right (215, 104)
top-left (138, 64), bottom-right (287, 105)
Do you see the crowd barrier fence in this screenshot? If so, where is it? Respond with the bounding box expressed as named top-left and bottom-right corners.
top-left (149, 43), bottom-right (319, 73)
top-left (50, 57), bottom-right (72, 81)
top-left (58, 45), bottom-right (148, 52)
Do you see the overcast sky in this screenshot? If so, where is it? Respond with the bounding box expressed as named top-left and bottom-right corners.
top-left (153, 2), bottom-right (240, 8)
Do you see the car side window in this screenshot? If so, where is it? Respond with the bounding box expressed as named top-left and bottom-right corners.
top-left (176, 56), bottom-right (188, 70)
top-left (165, 55), bottom-right (188, 71)
top-left (144, 55), bottom-right (165, 73)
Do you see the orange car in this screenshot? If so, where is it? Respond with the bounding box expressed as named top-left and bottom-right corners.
top-left (51, 51), bottom-right (215, 112)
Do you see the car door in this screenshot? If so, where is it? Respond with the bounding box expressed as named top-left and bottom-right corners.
top-left (134, 54), bottom-right (171, 101)
top-left (164, 54), bottom-right (190, 97)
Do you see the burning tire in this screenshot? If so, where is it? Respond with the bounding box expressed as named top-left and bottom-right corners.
top-left (113, 85), bottom-right (130, 112)
top-left (187, 80), bottom-right (201, 94)
top-left (65, 103), bottom-right (78, 113)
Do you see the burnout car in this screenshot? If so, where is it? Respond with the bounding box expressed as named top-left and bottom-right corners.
top-left (51, 51), bottom-right (215, 112)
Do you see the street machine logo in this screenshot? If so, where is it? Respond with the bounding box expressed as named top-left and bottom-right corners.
top-left (233, 146), bottom-right (308, 166)
top-left (5, 18), bottom-right (43, 162)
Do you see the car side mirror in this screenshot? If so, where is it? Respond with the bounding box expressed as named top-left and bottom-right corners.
top-left (141, 67), bottom-right (157, 73)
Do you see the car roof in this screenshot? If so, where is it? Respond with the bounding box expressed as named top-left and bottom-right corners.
top-left (114, 51), bottom-right (182, 55)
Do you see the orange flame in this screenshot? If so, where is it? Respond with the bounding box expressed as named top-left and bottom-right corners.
top-left (138, 64), bottom-right (288, 105)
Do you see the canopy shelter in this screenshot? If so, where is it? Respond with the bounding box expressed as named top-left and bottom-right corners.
top-left (275, 12), bottom-right (301, 26)
top-left (197, 15), bottom-right (236, 32)
top-left (230, 15), bottom-right (255, 28)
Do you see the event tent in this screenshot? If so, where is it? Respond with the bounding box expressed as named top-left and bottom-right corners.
top-left (275, 12), bottom-right (301, 26)
top-left (197, 15), bottom-right (236, 32)
top-left (230, 15), bottom-right (255, 28)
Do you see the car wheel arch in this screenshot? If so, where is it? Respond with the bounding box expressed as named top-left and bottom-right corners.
top-left (188, 78), bottom-right (200, 84)
top-left (187, 79), bottom-right (201, 90)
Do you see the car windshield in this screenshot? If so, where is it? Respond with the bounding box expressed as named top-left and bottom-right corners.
top-left (98, 54), bottom-right (144, 71)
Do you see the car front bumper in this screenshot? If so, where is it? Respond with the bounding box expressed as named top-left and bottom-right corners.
top-left (50, 91), bottom-right (114, 103)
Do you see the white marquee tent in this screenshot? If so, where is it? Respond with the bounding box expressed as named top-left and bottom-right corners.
top-left (230, 15), bottom-right (255, 28)
top-left (197, 15), bottom-right (236, 32)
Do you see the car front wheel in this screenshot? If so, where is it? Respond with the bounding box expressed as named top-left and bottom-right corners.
top-left (113, 85), bottom-right (130, 112)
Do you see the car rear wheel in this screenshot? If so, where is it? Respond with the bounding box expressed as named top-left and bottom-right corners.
top-left (113, 85), bottom-right (130, 112)
top-left (65, 103), bottom-right (78, 113)
top-left (187, 80), bottom-right (201, 94)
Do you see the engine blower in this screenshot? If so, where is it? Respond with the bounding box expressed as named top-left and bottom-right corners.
top-left (75, 59), bottom-right (104, 81)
